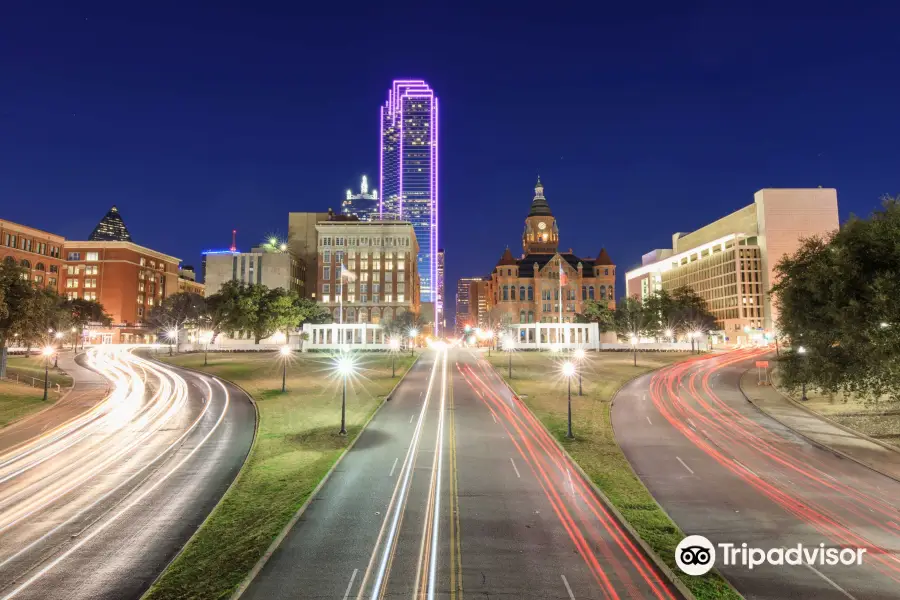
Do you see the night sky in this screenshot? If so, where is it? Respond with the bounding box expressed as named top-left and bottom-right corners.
top-left (3, 4), bottom-right (899, 324)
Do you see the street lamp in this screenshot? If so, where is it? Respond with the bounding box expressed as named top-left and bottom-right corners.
top-left (200, 330), bottom-right (214, 366)
top-left (630, 335), bottom-right (638, 367)
top-left (503, 335), bottom-right (514, 379)
top-left (389, 337), bottom-right (400, 377)
top-left (41, 346), bottom-right (54, 401)
top-left (71, 327), bottom-right (77, 352)
top-left (487, 329), bottom-right (495, 357)
top-left (573, 348), bottom-right (586, 396)
top-left (664, 328), bottom-right (673, 343)
top-left (562, 361), bottom-right (576, 439)
top-left (693, 331), bottom-right (703, 354)
top-left (408, 328), bottom-right (418, 355)
top-left (54, 332), bottom-right (63, 367)
top-left (280, 345), bottom-right (291, 392)
top-left (797, 346), bottom-right (808, 401)
top-left (167, 327), bottom-right (178, 356)
top-left (336, 353), bottom-right (356, 435)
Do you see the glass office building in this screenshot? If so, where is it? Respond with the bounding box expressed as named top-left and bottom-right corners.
top-left (380, 79), bottom-right (438, 308)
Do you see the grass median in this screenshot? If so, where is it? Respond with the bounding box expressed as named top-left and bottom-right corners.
top-left (486, 350), bottom-right (740, 600)
top-left (5, 354), bottom-right (74, 388)
top-left (143, 350), bottom-right (416, 600)
top-left (0, 381), bottom-right (49, 427)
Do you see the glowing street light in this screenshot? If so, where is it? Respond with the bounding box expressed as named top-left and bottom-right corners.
top-left (389, 337), bottom-right (401, 377)
top-left (167, 327), bottom-right (178, 356)
top-left (573, 348), bottom-right (586, 395)
top-left (630, 335), bottom-right (638, 367)
top-left (562, 361), bottom-right (576, 439)
top-left (664, 328), bottom-right (673, 342)
top-left (408, 328), bottom-right (418, 355)
top-left (796, 345), bottom-right (809, 401)
top-left (335, 353), bottom-right (357, 435)
top-left (41, 346), bottom-right (55, 401)
top-left (279, 345), bottom-right (292, 392)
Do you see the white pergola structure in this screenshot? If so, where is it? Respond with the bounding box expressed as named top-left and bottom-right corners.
top-left (301, 323), bottom-right (392, 352)
top-left (504, 322), bottom-right (602, 350)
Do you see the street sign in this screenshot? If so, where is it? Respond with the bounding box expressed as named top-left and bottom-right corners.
top-left (755, 361), bottom-right (769, 368)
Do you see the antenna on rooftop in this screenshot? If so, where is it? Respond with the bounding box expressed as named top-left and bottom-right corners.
top-left (231, 229), bottom-right (237, 252)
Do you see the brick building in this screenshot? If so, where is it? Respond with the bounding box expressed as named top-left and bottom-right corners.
top-left (488, 178), bottom-right (616, 326)
top-left (0, 220), bottom-right (65, 291)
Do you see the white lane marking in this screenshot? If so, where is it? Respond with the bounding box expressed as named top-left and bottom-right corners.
top-left (804, 564), bottom-right (857, 600)
top-left (687, 418), bottom-right (696, 429)
top-left (676, 456), bottom-right (694, 475)
top-left (561, 574), bottom-right (576, 599)
top-left (491, 412), bottom-right (498, 424)
top-left (646, 416), bottom-right (652, 425)
top-left (734, 459), bottom-right (758, 477)
top-left (342, 569), bottom-right (359, 600)
top-left (426, 351), bottom-right (450, 599)
top-left (567, 468), bottom-right (574, 494)
top-left (510, 457), bottom-right (521, 478)
top-left (389, 458), bottom-right (399, 477)
top-left (409, 414), bottom-right (414, 423)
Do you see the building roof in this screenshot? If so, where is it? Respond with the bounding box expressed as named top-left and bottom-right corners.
top-left (64, 240), bottom-right (180, 264)
top-left (527, 176), bottom-right (553, 217)
top-left (88, 205), bottom-right (133, 242)
top-left (496, 247), bottom-right (517, 266)
top-left (595, 248), bottom-right (614, 265)
top-left (516, 253), bottom-right (595, 277)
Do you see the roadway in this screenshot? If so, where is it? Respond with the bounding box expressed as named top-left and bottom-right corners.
top-left (612, 348), bottom-right (900, 600)
top-left (243, 346), bottom-right (680, 600)
top-left (0, 346), bottom-right (256, 600)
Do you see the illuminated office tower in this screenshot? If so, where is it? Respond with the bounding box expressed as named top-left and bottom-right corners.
top-left (380, 79), bottom-right (438, 314)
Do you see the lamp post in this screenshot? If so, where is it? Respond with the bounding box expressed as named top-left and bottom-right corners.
top-left (54, 332), bottom-right (63, 367)
top-left (280, 345), bottom-right (291, 392)
top-left (408, 328), bottom-right (418, 355)
top-left (797, 346), bottom-right (808, 401)
top-left (167, 327), bottom-right (178, 356)
top-left (71, 327), bottom-right (77, 352)
top-left (200, 330), bottom-right (213, 366)
top-left (336, 354), bottom-right (356, 435)
top-left (574, 348), bottom-right (585, 396)
top-left (41, 346), bottom-right (54, 401)
top-left (630, 335), bottom-right (638, 367)
top-left (487, 330), bottom-right (495, 357)
top-left (389, 337), bottom-right (400, 377)
top-left (503, 335), bottom-right (514, 379)
top-left (562, 361), bottom-right (575, 439)
top-left (664, 328), bottom-right (673, 344)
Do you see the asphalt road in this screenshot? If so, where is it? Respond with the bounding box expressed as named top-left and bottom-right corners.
top-left (612, 348), bottom-right (900, 600)
top-left (243, 347), bottom-right (680, 600)
top-left (0, 346), bottom-right (255, 600)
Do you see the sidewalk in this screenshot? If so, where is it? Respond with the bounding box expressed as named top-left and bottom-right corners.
top-left (0, 351), bottom-right (110, 453)
top-left (739, 368), bottom-right (900, 482)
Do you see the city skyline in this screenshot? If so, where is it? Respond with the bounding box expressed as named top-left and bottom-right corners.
top-left (2, 8), bottom-right (898, 328)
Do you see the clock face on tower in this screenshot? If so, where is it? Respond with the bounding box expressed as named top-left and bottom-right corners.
top-left (537, 222), bottom-right (547, 230)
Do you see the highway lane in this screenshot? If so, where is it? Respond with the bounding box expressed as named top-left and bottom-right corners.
top-left (612, 349), bottom-right (900, 600)
top-left (0, 346), bottom-right (255, 600)
top-left (243, 346), bottom-right (680, 600)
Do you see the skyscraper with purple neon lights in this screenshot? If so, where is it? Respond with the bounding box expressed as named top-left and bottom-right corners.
top-left (380, 79), bottom-right (438, 327)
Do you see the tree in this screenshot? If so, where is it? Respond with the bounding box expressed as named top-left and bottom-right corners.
top-left (293, 295), bottom-right (331, 327)
top-left (771, 196), bottom-right (900, 400)
top-left (248, 287), bottom-right (302, 343)
top-left (383, 310), bottom-right (424, 338)
top-left (148, 292), bottom-right (207, 338)
top-left (204, 281), bottom-right (246, 340)
top-left (0, 261), bottom-right (55, 376)
top-left (577, 300), bottom-right (616, 332)
top-left (614, 296), bottom-right (649, 339)
top-left (64, 298), bottom-right (112, 351)
top-left (669, 286), bottom-right (717, 336)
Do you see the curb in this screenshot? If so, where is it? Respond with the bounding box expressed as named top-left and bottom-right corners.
top-left (140, 353), bottom-right (261, 599)
top-left (738, 368), bottom-right (900, 486)
top-left (485, 356), bottom-right (704, 600)
top-left (229, 351), bottom-right (421, 600)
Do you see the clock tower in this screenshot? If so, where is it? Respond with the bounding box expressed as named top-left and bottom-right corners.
top-left (522, 176), bottom-right (559, 254)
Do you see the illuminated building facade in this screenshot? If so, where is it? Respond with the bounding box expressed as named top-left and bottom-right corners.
top-left (625, 188), bottom-right (840, 336)
top-left (437, 248), bottom-right (445, 333)
top-left (341, 175), bottom-right (379, 221)
top-left (0, 219), bottom-right (65, 291)
top-left (379, 79), bottom-right (438, 318)
top-left (88, 206), bottom-right (133, 242)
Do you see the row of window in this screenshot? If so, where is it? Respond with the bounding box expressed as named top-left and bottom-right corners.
top-left (323, 266), bottom-right (407, 281)
top-left (320, 294), bottom-right (405, 304)
top-left (66, 251), bottom-right (100, 262)
top-left (320, 236), bottom-right (411, 248)
top-left (498, 284), bottom-right (612, 302)
top-left (322, 250), bottom-right (406, 262)
top-left (7, 257), bottom-right (60, 273)
top-left (65, 291), bottom-right (97, 301)
top-left (2, 234), bottom-right (61, 257)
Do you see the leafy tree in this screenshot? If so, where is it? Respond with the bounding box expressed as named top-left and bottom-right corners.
top-left (249, 287), bottom-right (302, 343)
top-left (204, 280), bottom-right (246, 340)
top-left (669, 286), bottom-right (717, 335)
top-left (64, 298), bottom-right (112, 351)
top-left (614, 296), bottom-right (649, 339)
top-left (148, 292), bottom-right (207, 348)
top-left (0, 261), bottom-right (53, 376)
top-left (383, 310), bottom-right (424, 338)
top-left (772, 196), bottom-right (900, 400)
top-left (292, 295), bottom-right (331, 326)
top-left (577, 300), bottom-right (616, 332)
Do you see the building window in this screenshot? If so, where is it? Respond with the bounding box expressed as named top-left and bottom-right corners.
top-left (85, 265), bottom-right (98, 275)
top-left (398, 261), bottom-right (404, 271)
top-left (323, 266), bottom-right (331, 280)
top-left (322, 294), bottom-right (330, 303)
top-left (67, 292), bottom-right (78, 300)
top-left (599, 285), bottom-right (606, 300)
top-left (66, 278), bottom-right (78, 288)
top-left (385, 294), bottom-right (392, 303)
top-left (83, 291), bottom-right (96, 301)
top-left (582, 286), bottom-right (587, 300)
top-left (510, 286), bottom-right (516, 300)
top-left (140, 257), bottom-right (146, 266)
top-left (385, 271), bottom-right (393, 282)
top-left (528, 286), bottom-right (533, 301)
top-left (520, 310), bottom-right (526, 322)
top-left (604, 268), bottom-right (609, 276)
top-left (35, 262), bottom-right (45, 271)
top-left (323, 250), bottom-right (331, 263)
top-left (397, 294), bottom-right (404, 303)
top-left (138, 306), bottom-right (144, 317)
top-left (361, 295), bottom-right (368, 303)
top-left (323, 283), bottom-right (331, 295)
top-left (528, 311), bottom-right (534, 323)
top-left (48, 277), bottom-right (57, 287)
top-left (85, 278), bottom-right (97, 288)
top-left (137, 294), bottom-right (145, 303)
top-left (34, 275), bottom-right (43, 284)
top-left (589, 286), bottom-right (595, 300)
top-left (49, 265), bottom-right (58, 274)
top-left (86, 252), bottom-right (99, 262)
top-left (67, 252), bottom-right (80, 261)
top-left (361, 283), bottom-right (368, 294)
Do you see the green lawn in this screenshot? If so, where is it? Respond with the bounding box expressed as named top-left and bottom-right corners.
top-left (775, 373), bottom-right (900, 450)
top-left (486, 350), bottom-right (740, 600)
top-left (0, 381), bottom-right (50, 427)
top-left (143, 350), bottom-right (416, 600)
top-left (5, 354), bottom-right (74, 388)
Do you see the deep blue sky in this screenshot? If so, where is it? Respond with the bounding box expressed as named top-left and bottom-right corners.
top-left (3, 3), bottom-right (899, 324)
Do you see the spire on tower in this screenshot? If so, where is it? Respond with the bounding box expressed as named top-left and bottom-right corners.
top-left (361, 175), bottom-right (369, 194)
